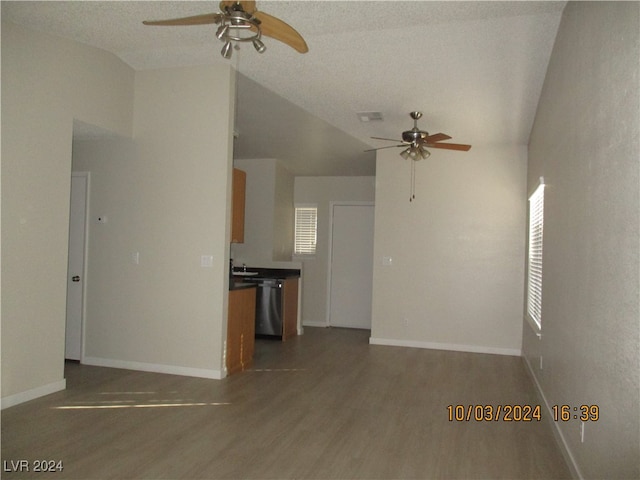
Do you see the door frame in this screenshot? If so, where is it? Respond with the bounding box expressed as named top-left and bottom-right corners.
top-left (325, 201), bottom-right (375, 327)
top-left (67, 171), bottom-right (90, 361)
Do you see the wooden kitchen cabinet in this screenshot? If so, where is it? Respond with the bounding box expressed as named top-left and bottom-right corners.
top-left (226, 286), bottom-right (256, 374)
top-left (231, 168), bottom-right (246, 243)
top-left (282, 277), bottom-right (299, 341)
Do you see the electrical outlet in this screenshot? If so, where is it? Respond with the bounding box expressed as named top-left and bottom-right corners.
top-left (403, 317), bottom-right (409, 327)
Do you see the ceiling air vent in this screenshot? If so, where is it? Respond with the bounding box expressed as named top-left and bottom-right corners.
top-left (357, 112), bottom-right (384, 122)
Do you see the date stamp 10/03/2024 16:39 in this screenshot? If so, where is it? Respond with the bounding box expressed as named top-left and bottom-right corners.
top-left (447, 404), bottom-right (600, 422)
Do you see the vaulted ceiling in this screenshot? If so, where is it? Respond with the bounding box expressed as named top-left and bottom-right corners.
top-left (2, 1), bottom-right (566, 176)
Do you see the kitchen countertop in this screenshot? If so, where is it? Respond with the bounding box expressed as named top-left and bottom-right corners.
top-left (232, 268), bottom-right (301, 279)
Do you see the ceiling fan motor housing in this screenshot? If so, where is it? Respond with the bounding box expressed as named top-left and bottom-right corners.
top-left (402, 129), bottom-right (428, 144)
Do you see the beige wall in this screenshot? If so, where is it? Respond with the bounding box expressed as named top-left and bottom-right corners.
top-left (73, 65), bottom-right (235, 378)
top-left (294, 177), bottom-right (376, 326)
top-left (371, 145), bottom-right (527, 355)
top-left (273, 161), bottom-right (295, 261)
top-left (231, 158), bottom-right (297, 267)
top-left (1, 22), bottom-right (134, 405)
top-left (523, 3), bottom-right (639, 478)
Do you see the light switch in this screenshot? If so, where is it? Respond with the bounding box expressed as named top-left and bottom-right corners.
top-left (200, 255), bottom-right (214, 268)
top-left (131, 252), bottom-right (139, 265)
top-left (382, 256), bottom-right (393, 266)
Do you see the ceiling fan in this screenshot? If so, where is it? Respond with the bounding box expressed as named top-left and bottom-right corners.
top-left (366, 112), bottom-right (472, 202)
top-left (143, 1), bottom-right (308, 59)
top-left (366, 111), bottom-right (471, 160)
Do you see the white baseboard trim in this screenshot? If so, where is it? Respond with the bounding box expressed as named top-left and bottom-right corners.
top-left (523, 356), bottom-right (582, 479)
top-left (83, 357), bottom-right (224, 380)
top-left (368, 337), bottom-right (521, 357)
top-left (303, 321), bottom-right (329, 328)
top-left (2, 379), bottom-right (66, 410)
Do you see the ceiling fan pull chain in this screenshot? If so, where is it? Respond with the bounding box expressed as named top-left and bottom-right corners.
top-left (410, 160), bottom-right (416, 202)
top-left (409, 159), bottom-right (412, 202)
top-left (412, 161), bottom-right (416, 201)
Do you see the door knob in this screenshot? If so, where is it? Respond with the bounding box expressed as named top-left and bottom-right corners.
top-left (72, 276), bottom-right (80, 282)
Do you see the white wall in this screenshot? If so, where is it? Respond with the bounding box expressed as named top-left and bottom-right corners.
top-left (523, 3), bottom-right (639, 478)
top-left (371, 146), bottom-right (527, 355)
top-left (294, 177), bottom-right (376, 326)
top-left (73, 65), bottom-right (235, 379)
top-left (1, 21), bottom-right (134, 406)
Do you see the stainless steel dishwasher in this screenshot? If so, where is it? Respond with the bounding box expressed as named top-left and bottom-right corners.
top-left (252, 278), bottom-right (284, 337)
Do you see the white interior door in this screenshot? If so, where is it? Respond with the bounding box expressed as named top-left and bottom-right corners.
top-left (65, 173), bottom-right (88, 360)
top-left (329, 204), bottom-right (375, 329)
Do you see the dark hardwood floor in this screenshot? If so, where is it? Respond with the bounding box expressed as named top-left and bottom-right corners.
top-left (1, 327), bottom-right (571, 479)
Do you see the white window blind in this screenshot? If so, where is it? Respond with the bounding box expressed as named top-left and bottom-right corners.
top-left (294, 206), bottom-right (317, 255)
top-left (527, 181), bottom-right (545, 330)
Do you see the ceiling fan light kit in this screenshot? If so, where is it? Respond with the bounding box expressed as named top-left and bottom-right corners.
top-left (143, 1), bottom-right (308, 59)
top-left (400, 145), bottom-right (431, 160)
top-left (216, 3), bottom-right (264, 58)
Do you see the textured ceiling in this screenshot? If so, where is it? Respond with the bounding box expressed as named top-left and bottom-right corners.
top-left (2, 1), bottom-right (566, 176)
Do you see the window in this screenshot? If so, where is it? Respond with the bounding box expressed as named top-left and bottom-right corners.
top-left (294, 205), bottom-right (317, 256)
top-left (526, 180), bottom-right (545, 330)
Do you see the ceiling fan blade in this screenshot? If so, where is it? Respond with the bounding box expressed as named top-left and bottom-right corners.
top-left (370, 136), bottom-right (405, 143)
top-left (424, 133), bottom-right (452, 143)
top-left (219, 1), bottom-right (257, 13)
top-left (253, 11), bottom-right (308, 53)
top-left (426, 142), bottom-right (472, 151)
top-left (364, 145), bottom-right (406, 152)
top-left (143, 13), bottom-right (222, 26)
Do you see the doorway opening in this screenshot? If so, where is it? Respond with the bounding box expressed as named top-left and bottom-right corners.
top-left (65, 172), bottom-right (89, 361)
